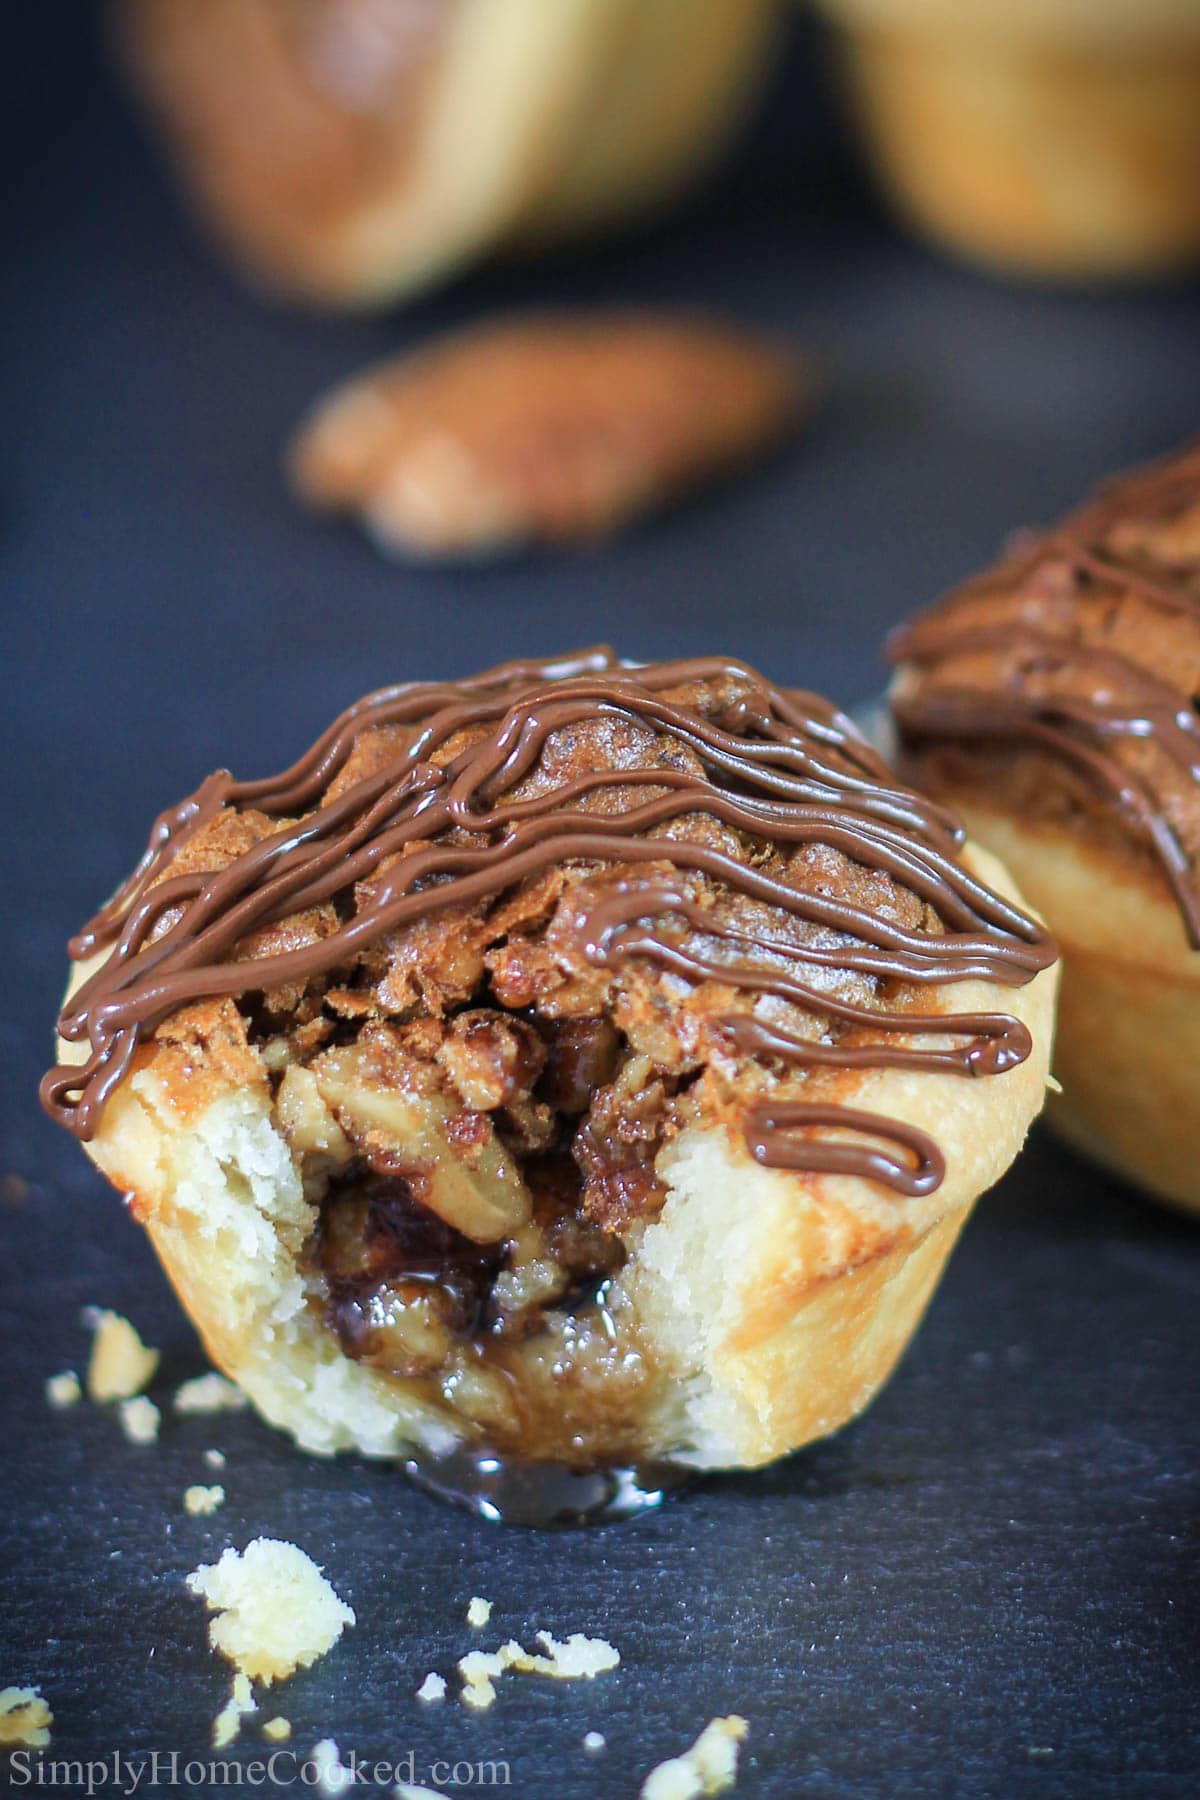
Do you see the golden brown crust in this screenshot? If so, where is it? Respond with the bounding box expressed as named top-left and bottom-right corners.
top-left (917, 797), bottom-right (1200, 1216)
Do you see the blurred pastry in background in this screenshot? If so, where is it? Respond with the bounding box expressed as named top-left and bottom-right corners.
top-left (289, 312), bottom-right (810, 557)
top-left (889, 438), bottom-right (1200, 1214)
top-left (815, 0), bottom-right (1200, 279)
top-left (116, 0), bottom-right (783, 306)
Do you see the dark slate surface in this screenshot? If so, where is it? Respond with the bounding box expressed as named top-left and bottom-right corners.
top-left (3, 10), bottom-right (1200, 1798)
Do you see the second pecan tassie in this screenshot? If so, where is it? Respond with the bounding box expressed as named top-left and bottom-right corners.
top-left (890, 436), bottom-right (1200, 1216)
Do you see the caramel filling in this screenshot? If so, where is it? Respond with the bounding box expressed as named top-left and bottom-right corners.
top-left (277, 1007), bottom-right (679, 1463)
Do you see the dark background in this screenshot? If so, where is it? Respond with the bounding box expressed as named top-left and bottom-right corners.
top-left (3, 8), bottom-right (1199, 1797)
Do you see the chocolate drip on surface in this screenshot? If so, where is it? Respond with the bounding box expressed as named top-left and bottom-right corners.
top-left (889, 439), bottom-right (1200, 946)
top-left (43, 647), bottom-right (1052, 1195)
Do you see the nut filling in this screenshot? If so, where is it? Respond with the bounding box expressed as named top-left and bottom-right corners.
top-left (289, 1011), bottom-right (676, 1462)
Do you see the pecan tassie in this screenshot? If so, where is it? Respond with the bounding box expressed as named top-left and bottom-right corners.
top-left (46, 652), bottom-right (1056, 1474)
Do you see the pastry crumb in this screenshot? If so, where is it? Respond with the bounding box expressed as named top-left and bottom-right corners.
top-left (583, 1731), bottom-right (606, 1753)
top-left (204, 1448), bottom-right (227, 1470)
top-left (262, 1716), bottom-right (292, 1742)
top-left (466, 1596), bottom-right (492, 1629)
top-left (2, 1173), bottom-right (29, 1204)
top-left (640, 1715), bottom-right (748, 1800)
top-left (87, 1310), bottom-right (159, 1401)
top-left (212, 1672), bottom-right (256, 1749)
top-left (521, 1631), bottom-right (620, 1680)
top-left (0, 1686), bottom-right (53, 1749)
top-left (45, 1370), bottom-right (82, 1409)
top-left (174, 1373), bottom-right (248, 1415)
top-left (458, 1648), bottom-right (506, 1712)
top-left (310, 1738), bottom-right (355, 1796)
top-left (184, 1484), bottom-right (226, 1517)
top-left (457, 1632), bottom-right (619, 1709)
top-left (187, 1538), bottom-right (355, 1684)
top-left (118, 1395), bottom-right (161, 1445)
top-left (416, 1671), bottom-right (447, 1704)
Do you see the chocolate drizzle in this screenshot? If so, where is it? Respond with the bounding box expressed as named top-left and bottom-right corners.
top-left (890, 439), bottom-right (1200, 945)
top-left (42, 648), bottom-right (1053, 1196)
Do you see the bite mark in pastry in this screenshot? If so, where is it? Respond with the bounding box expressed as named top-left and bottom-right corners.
top-left (890, 438), bottom-right (1200, 1214)
top-left (43, 649), bottom-right (1056, 1497)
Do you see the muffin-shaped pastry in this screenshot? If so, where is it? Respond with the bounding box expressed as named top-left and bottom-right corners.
top-left (890, 440), bottom-right (1200, 1215)
top-left (816, 0), bottom-right (1200, 280)
top-left (115, 0), bottom-right (782, 306)
top-left (43, 650), bottom-right (1056, 1509)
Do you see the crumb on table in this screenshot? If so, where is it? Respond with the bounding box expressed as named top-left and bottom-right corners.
top-left (310, 1738), bottom-right (355, 1796)
top-left (117, 1395), bottom-right (161, 1445)
top-left (87, 1310), bottom-right (159, 1402)
top-left (0, 1686), bottom-right (53, 1749)
top-left (45, 1370), bottom-right (82, 1409)
top-left (640, 1715), bottom-right (749, 1800)
top-left (174, 1373), bottom-right (248, 1415)
top-left (184, 1484), bottom-right (226, 1517)
top-left (458, 1632), bottom-right (619, 1710)
top-left (186, 1538), bottom-right (355, 1684)
top-left (212, 1672), bottom-right (256, 1749)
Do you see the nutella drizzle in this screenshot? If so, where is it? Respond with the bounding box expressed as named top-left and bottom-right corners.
top-left (890, 441), bottom-right (1200, 945)
top-left (42, 649), bottom-right (1053, 1197)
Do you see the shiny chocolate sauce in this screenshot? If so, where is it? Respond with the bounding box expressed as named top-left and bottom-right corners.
top-left (43, 647), bottom-right (1054, 1195)
top-left (890, 438), bottom-right (1200, 944)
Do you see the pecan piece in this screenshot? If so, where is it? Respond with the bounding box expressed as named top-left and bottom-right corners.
top-left (288, 313), bottom-right (809, 558)
top-left (309, 1024), bottom-right (531, 1242)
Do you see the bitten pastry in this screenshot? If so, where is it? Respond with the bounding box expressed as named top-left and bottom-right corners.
top-left (43, 650), bottom-right (1056, 1500)
top-left (890, 439), bottom-right (1200, 1215)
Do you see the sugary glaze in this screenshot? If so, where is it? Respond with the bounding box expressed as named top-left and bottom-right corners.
top-left (890, 439), bottom-right (1200, 944)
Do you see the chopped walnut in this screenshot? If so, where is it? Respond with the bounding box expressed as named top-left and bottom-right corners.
top-left (438, 1009), bottom-right (545, 1111)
